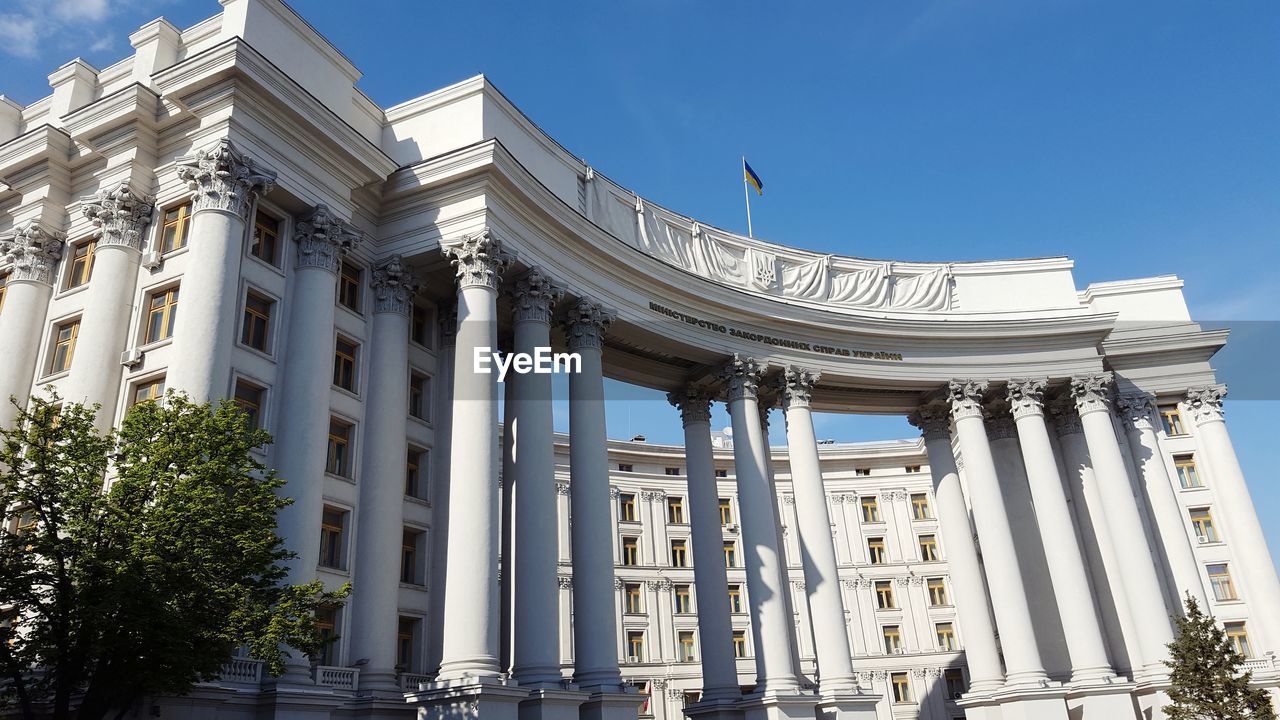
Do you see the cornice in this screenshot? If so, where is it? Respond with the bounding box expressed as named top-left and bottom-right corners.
top-left (59, 83), bottom-right (162, 148)
top-left (0, 125), bottom-right (75, 179)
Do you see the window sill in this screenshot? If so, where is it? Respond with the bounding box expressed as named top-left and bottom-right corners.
top-left (409, 414), bottom-right (433, 429)
top-left (236, 341), bottom-right (277, 362)
top-left (246, 252), bottom-right (286, 277)
top-left (399, 582), bottom-right (427, 591)
top-left (317, 565), bottom-right (350, 577)
top-left (333, 385), bottom-right (361, 400)
top-left (325, 472), bottom-right (357, 486)
top-left (405, 495), bottom-right (432, 508)
top-left (39, 369), bottom-right (72, 384)
top-left (56, 283), bottom-right (91, 300)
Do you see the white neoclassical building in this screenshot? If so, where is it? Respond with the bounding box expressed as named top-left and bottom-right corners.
top-left (1, 2), bottom-right (1277, 719)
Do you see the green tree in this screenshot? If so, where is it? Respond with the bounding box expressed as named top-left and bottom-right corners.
top-left (1166, 594), bottom-right (1276, 720)
top-left (0, 392), bottom-right (348, 720)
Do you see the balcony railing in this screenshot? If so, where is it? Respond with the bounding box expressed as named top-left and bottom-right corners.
top-left (399, 672), bottom-right (433, 691)
top-left (218, 658), bottom-right (264, 685)
top-left (314, 665), bottom-right (360, 691)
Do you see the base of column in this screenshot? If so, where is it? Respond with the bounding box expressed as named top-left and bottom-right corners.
top-left (958, 683), bottom-right (1069, 720)
top-left (578, 689), bottom-right (644, 720)
top-left (520, 687), bottom-right (589, 720)
top-left (410, 677), bottom-right (528, 720)
top-left (346, 695), bottom-right (419, 720)
top-left (739, 692), bottom-right (816, 720)
top-left (684, 697), bottom-right (746, 720)
top-left (255, 686), bottom-right (343, 720)
top-left (1132, 678), bottom-right (1173, 720)
top-left (1066, 679), bottom-right (1140, 719)
top-left (355, 667), bottom-right (401, 696)
top-left (813, 691), bottom-right (879, 720)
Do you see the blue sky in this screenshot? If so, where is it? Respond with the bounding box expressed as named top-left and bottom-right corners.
top-left (3, 1), bottom-right (1278, 562)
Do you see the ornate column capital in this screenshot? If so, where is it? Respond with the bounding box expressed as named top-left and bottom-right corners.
top-left (443, 228), bottom-right (513, 291)
top-left (719, 354), bottom-right (765, 403)
top-left (175, 138), bottom-right (276, 218)
top-left (82, 181), bottom-right (155, 251)
top-left (1070, 372), bottom-right (1115, 416)
top-left (778, 366), bottom-right (819, 410)
top-left (0, 222), bottom-right (66, 284)
top-left (947, 380), bottom-right (989, 421)
top-left (1184, 385), bottom-right (1227, 425)
top-left (371, 255), bottom-right (421, 316)
top-left (1047, 395), bottom-right (1083, 437)
top-left (562, 298), bottom-right (615, 351)
top-left (983, 406), bottom-right (1018, 441)
top-left (668, 386), bottom-right (715, 427)
top-left (294, 204), bottom-right (361, 273)
top-left (1116, 392), bottom-right (1158, 430)
top-left (908, 402), bottom-right (951, 442)
top-left (1005, 378), bottom-right (1048, 420)
top-left (510, 267), bottom-right (564, 324)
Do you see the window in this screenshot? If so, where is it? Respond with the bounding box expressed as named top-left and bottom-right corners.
top-left (1207, 564), bottom-right (1238, 601)
top-left (855, 468), bottom-right (871, 477)
top-left (861, 496), bottom-right (881, 523)
top-left (867, 537), bottom-right (887, 564)
top-left (333, 336), bottom-right (359, 392)
top-left (338, 261), bottom-right (362, 312)
top-left (314, 606), bottom-right (338, 665)
top-left (319, 506), bottom-right (347, 569)
top-left (618, 493), bottom-right (637, 522)
top-left (667, 497), bottom-right (685, 524)
top-left (944, 668), bottom-right (967, 699)
top-left (936, 622), bottom-right (957, 651)
top-left (928, 577), bottom-right (949, 606)
top-left (719, 498), bottom-right (733, 524)
top-left (159, 203), bottom-right (191, 253)
top-left (326, 418), bottom-right (352, 477)
top-left (626, 631), bottom-right (645, 662)
top-left (919, 534), bottom-right (940, 562)
top-left (406, 447), bottom-right (428, 499)
top-left (0, 271), bottom-right (8, 313)
top-left (911, 493), bottom-right (931, 520)
top-left (397, 617), bottom-right (420, 671)
top-left (882, 625), bottom-right (903, 654)
top-left (250, 210), bottom-right (280, 265)
top-left (131, 376), bottom-right (165, 406)
top-left (890, 672), bottom-right (911, 703)
top-left (401, 528), bottom-right (423, 584)
top-left (1225, 623), bottom-right (1252, 657)
top-left (1174, 455), bottom-right (1203, 489)
top-left (665, 467), bottom-right (681, 476)
top-left (1190, 507), bottom-right (1219, 543)
top-left (1159, 405), bottom-right (1186, 436)
top-left (411, 304), bottom-right (432, 347)
top-left (905, 465), bottom-right (922, 474)
top-left (625, 583), bottom-right (643, 614)
top-left (621, 537), bottom-right (639, 566)
top-left (409, 372), bottom-right (430, 419)
top-left (670, 539), bottom-right (688, 567)
top-left (728, 585), bottom-right (743, 614)
top-left (618, 463), bottom-right (634, 472)
top-left (678, 631), bottom-right (696, 662)
top-left (144, 286), bottom-right (179, 343)
top-left (723, 541), bottom-right (737, 568)
top-left (674, 584), bottom-right (692, 614)
top-left (6, 508), bottom-right (37, 536)
top-left (64, 240), bottom-right (95, 289)
top-left (49, 319), bottom-right (80, 374)
top-left (715, 469), bottom-right (728, 478)
top-left (875, 580), bottom-right (895, 609)
top-left (732, 630), bottom-right (747, 658)
top-left (241, 291), bottom-right (273, 351)
top-left (234, 380), bottom-right (264, 430)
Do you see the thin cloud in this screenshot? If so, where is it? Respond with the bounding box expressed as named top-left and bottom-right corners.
top-left (0, 0), bottom-right (145, 62)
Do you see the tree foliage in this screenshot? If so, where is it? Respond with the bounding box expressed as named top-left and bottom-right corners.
top-left (1166, 594), bottom-right (1276, 720)
top-left (0, 392), bottom-right (348, 720)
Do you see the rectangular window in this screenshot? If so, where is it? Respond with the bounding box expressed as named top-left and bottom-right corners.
top-left (626, 631), bottom-right (645, 662)
top-left (911, 493), bottom-right (931, 519)
top-left (891, 672), bottom-right (911, 703)
top-left (409, 372), bottom-right (430, 419)
top-left (936, 622), bottom-right (957, 651)
top-left (861, 496), bottom-right (881, 523)
top-left (665, 467), bottom-right (681, 476)
top-left (49, 319), bottom-right (80, 374)
top-left (625, 583), bottom-right (643, 614)
top-left (867, 537), bottom-right (887, 564)
top-left (618, 493), bottom-right (637, 522)
top-left (1160, 405), bottom-right (1186, 436)
top-left (234, 380), bottom-right (264, 429)
top-left (319, 506), bottom-right (347, 569)
top-left (919, 534), bottom-right (940, 562)
top-left (6, 507), bottom-right (37, 536)
top-left (65, 240), bottom-right (96, 289)
top-left (670, 539), bottom-right (688, 568)
top-left (241, 291), bottom-right (273, 351)
top-left (621, 537), bottom-right (639, 566)
top-left (333, 336), bottom-right (359, 392)
top-left (875, 580), bottom-right (895, 609)
top-left (406, 447), bottom-right (428, 499)
top-left (397, 617), bottom-right (420, 672)
top-left (928, 577), bottom-right (949, 606)
top-left (1225, 622), bottom-right (1252, 658)
top-left (905, 465), bottom-right (922, 474)
top-left (411, 304), bottom-right (431, 347)
top-left (131, 376), bottom-right (166, 406)
top-left (883, 625), bottom-right (903, 654)
top-left (855, 468), bottom-right (871, 477)
top-left (1208, 563), bottom-right (1238, 601)
top-left (326, 418), bottom-right (352, 477)
top-left (159, 203), bottom-right (191, 253)
top-left (723, 541), bottom-right (737, 568)
top-left (1174, 455), bottom-right (1203, 489)
top-left (401, 528), bottom-right (423, 584)
top-left (728, 585), bottom-right (743, 614)
top-left (338, 261), bottom-right (362, 312)
top-left (732, 630), bottom-right (747, 658)
top-left (678, 630), bottom-right (696, 662)
top-left (618, 463), bottom-right (634, 472)
top-left (944, 668), bottom-right (967, 699)
top-left (1190, 507), bottom-right (1219, 543)
top-left (674, 584), bottom-right (692, 614)
top-left (315, 606), bottom-right (338, 666)
top-left (250, 210), bottom-right (280, 265)
top-left (667, 496), bottom-right (685, 524)
top-left (144, 286), bottom-right (180, 343)
top-left (714, 469), bottom-right (728, 478)
top-left (719, 498), bottom-right (733, 524)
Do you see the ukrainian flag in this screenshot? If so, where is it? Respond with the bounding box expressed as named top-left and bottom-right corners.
top-left (744, 160), bottom-right (764, 195)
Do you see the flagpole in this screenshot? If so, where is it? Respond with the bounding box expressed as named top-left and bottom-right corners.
top-left (742, 156), bottom-right (753, 238)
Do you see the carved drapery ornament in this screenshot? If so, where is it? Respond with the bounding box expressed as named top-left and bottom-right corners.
top-left (1070, 372), bottom-right (1115, 416)
top-left (82, 181), bottom-right (155, 251)
top-left (908, 402), bottom-right (951, 442)
top-left (563, 298), bottom-right (615, 351)
top-left (175, 138), bottom-right (276, 218)
top-left (668, 387), bottom-right (714, 426)
top-left (371, 255), bottom-right (421, 316)
top-left (1005, 378), bottom-right (1048, 420)
top-left (719, 354), bottom-right (764, 402)
top-left (1184, 385), bottom-right (1227, 425)
top-left (947, 380), bottom-right (988, 421)
top-left (0, 222), bottom-right (65, 284)
top-left (1115, 392), bottom-right (1157, 429)
top-left (294, 205), bottom-right (361, 273)
top-left (443, 228), bottom-right (513, 290)
top-left (778, 366), bottom-right (819, 410)
top-left (510, 267), bottom-right (564, 324)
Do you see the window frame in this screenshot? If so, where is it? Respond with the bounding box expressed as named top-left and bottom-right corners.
top-left (129, 374), bottom-right (167, 408)
top-left (667, 496), bottom-right (686, 524)
top-left (936, 621), bottom-right (957, 651)
top-left (47, 317), bottom-right (81, 375)
top-left (319, 505), bottom-right (349, 570)
top-left (1189, 507), bottom-right (1219, 543)
top-left (240, 288), bottom-right (276, 354)
top-left (910, 492), bottom-right (931, 520)
top-left (867, 536), bottom-right (887, 565)
top-left (143, 284), bottom-right (181, 345)
top-left (338, 260), bottom-right (363, 313)
top-left (1174, 455), bottom-right (1203, 489)
top-left (861, 496), bottom-right (881, 523)
top-left (1159, 404), bottom-right (1187, 436)
top-left (1207, 563), bottom-right (1238, 602)
top-left (405, 446), bottom-right (429, 500)
top-left (63, 238), bottom-right (96, 290)
top-left (874, 580), bottom-right (896, 609)
top-left (621, 536), bottom-right (639, 566)
top-left (333, 335), bottom-right (360, 394)
top-left (670, 539), bottom-right (688, 568)
top-left (249, 208), bottom-right (282, 267)
top-left (158, 202), bottom-right (192, 255)
top-left (233, 378), bottom-right (266, 431)
top-left (326, 417), bottom-right (354, 478)
top-left (919, 534), bottom-right (940, 562)
top-left (618, 493), bottom-right (637, 522)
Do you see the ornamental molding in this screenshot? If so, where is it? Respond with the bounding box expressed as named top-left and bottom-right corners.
top-left (562, 297), bottom-right (615, 351)
top-left (947, 380), bottom-right (988, 421)
top-left (371, 255), bottom-right (421, 315)
top-left (719, 354), bottom-right (765, 402)
top-left (880, 490), bottom-right (909, 502)
top-left (443, 228), bottom-right (514, 290)
top-left (778, 366), bottom-right (819, 410)
top-left (613, 577), bottom-right (625, 590)
top-left (983, 410), bottom-right (1018, 441)
top-left (294, 204), bottom-right (361, 273)
top-left (791, 580), bottom-right (806, 591)
top-left (647, 579), bottom-right (673, 592)
top-left (555, 482), bottom-right (571, 496)
top-left (175, 138), bottom-right (276, 218)
top-left (82, 181), bottom-right (155, 251)
top-left (1115, 392), bottom-right (1157, 429)
top-left (1005, 378), bottom-right (1048, 420)
top-left (641, 490), bottom-right (667, 502)
top-left (1048, 395), bottom-right (1083, 437)
top-left (895, 576), bottom-right (912, 587)
top-left (840, 578), bottom-right (858, 589)
top-left (908, 402), bottom-right (951, 442)
top-left (609, 486), bottom-right (621, 499)
top-left (668, 387), bottom-right (715, 426)
top-left (1184, 385), bottom-right (1227, 425)
top-left (510, 266), bottom-right (565, 324)
top-left (1070, 372), bottom-right (1115, 416)
top-left (0, 222), bottom-right (65, 284)
top-left (557, 576), bottom-right (573, 589)
top-left (781, 495), bottom-right (795, 505)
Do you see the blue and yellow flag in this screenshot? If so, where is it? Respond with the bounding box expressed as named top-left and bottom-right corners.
top-left (744, 160), bottom-right (764, 195)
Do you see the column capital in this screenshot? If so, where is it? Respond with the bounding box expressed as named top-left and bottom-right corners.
top-left (1005, 377), bottom-right (1048, 420)
top-left (175, 138), bottom-right (276, 218)
top-left (1115, 392), bottom-right (1158, 429)
top-left (757, 391), bottom-right (777, 430)
top-left (82, 181), bottom-right (155, 251)
top-left (983, 410), bottom-right (1018, 441)
top-left (719, 354), bottom-right (765, 402)
top-left (1183, 385), bottom-right (1227, 425)
top-left (443, 228), bottom-right (513, 291)
top-left (1070, 372), bottom-right (1115, 416)
top-left (778, 366), bottom-right (819, 410)
top-left (668, 387), bottom-right (715, 426)
top-left (1048, 395), bottom-right (1084, 437)
top-left (371, 255), bottom-right (421, 316)
top-left (947, 379), bottom-right (988, 421)
top-left (0, 221), bottom-right (65, 284)
top-left (908, 402), bottom-right (951, 442)
top-left (562, 297), bottom-right (614, 351)
top-left (294, 204), bottom-right (361, 272)
top-left (510, 267), bottom-right (564, 324)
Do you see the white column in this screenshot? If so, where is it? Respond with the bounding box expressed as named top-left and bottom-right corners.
top-left (64, 183), bottom-right (153, 426)
top-left (1070, 373), bottom-right (1172, 677)
top-left (564, 297), bottom-right (625, 691)
top-left (946, 380), bottom-right (1049, 685)
top-left (1005, 379), bottom-right (1117, 683)
top-left (907, 403), bottom-right (1003, 694)
top-left (437, 229), bottom-right (512, 681)
top-left (348, 257), bottom-right (419, 691)
top-left (719, 355), bottom-right (800, 695)
top-left (1184, 385), bottom-right (1280, 651)
top-left (425, 303), bottom-right (457, 677)
top-left (668, 388), bottom-right (740, 703)
top-left (0, 222), bottom-right (63, 429)
top-left (777, 367), bottom-right (858, 695)
top-left (508, 268), bottom-right (567, 687)
top-left (168, 139), bottom-right (275, 402)
top-left (1115, 393), bottom-right (1208, 610)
